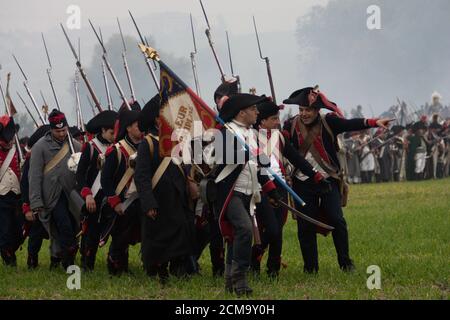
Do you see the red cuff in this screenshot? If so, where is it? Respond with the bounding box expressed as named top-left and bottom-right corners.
top-left (22, 203), bottom-right (31, 214)
top-left (262, 180), bottom-right (276, 193)
top-left (367, 118), bottom-right (379, 127)
top-left (108, 195), bottom-right (121, 209)
top-left (80, 187), bottom-right (93, 199)
top-left (313, 172), bottom-right (324, 184)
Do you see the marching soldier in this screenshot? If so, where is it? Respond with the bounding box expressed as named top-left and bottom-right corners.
top-left (251, 99), bottom-right (331, 278)
top-left (29, 109), bottom-right (82, 270)
top-left (0, 115), bottom-right (22, 266)
top-left (76, 110), bottom-right (117, 271)
top-left (21, 125), bottom-right (50, 269)
top-left (283, 86), bottom-right (392, 273)
top-left (135, 94), bottom-right (195, 283)
top-left (101, 107), bottom-right (142, 275)
top-left (214, 93), bottom-right (282, 296)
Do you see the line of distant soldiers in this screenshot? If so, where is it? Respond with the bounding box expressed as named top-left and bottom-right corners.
top-left (1, 82), bottom-right (393, 296)
top-left (341, 113), bottom-right (450, 184)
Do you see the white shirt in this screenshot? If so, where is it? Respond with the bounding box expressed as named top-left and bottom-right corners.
top-left (228, 120), bottom-right (261, 195)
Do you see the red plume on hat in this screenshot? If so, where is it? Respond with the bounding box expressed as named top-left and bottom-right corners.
top-left (313, 86), bottom-right (344, 118)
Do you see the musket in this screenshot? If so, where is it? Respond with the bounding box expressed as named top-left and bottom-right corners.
top-left (0, 73), bottom-right (24, 162)
top-left (16, 91), bottom-right (39, 127)
top-left (101, 60), bottom-right (113, 111)
top-left (60, 23), bottom-right (103, 113)
top-left (12, 54), bottom-right (47, 124)
top-left (225, 31), bottom-right (241, 93)
top-left (41, 33), bottom-right (61, 111)
top-left (40, 90), bottom-right (49, 109)
top-left (252, 16), bottom-right (277, 104)
top-left (199, 0), bottom-right (226, 82)
top-left (86, 95), bottom-right (96, 117)
top-left (40, 90), bottom-right (50, 123)
top-left (128, 10), bottom-right (160, 90)
top-left (117, 17), bottom-right (136, 101)
top-left (189, 13), bottom-right (201, 97)
top-left (99, 28), bottom-right (113, 111)
top-left (74, 71), bottom-right (87, 142)
top-left (88, 20), bottom-right (131, 111)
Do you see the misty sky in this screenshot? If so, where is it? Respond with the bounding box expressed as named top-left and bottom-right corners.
top-left (0, 0), bottom-right (329, 34)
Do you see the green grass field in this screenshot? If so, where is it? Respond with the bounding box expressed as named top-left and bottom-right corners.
top-left (1, 178), bottom-right (449, 300)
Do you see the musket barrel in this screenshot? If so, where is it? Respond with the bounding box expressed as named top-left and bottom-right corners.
top-left (16, 91), bottom-right (39, 127)
top-left (60, 23), bottom-right (103, 113)
top-left (101, 60), bottom-right (113, 111)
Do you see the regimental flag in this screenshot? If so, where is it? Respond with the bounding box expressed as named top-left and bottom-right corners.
top-left (158, 60), bottom-right (216, 157)
top-left (5, 73), bottom-right (18, 116)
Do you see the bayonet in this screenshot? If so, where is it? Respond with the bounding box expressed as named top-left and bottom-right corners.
top-left (128, 10), bottom-right (160, 90)
top-left (253, 16), bottom-right (277, 104)
top-left (74, 71), bottom-right (87, 142)
top-left (12, 54), bottom-right (46, 124)
top-left (117, 17), bottom-right (136, 101)
top-left (199, 0), bottom-right (226, 82)
top-left (41, 33), bottom-right (61, 110)
top-left (60, 23), bottom-right (103, 113)
top-left (189, 13), bottom-right (201, 97)
top-left (225, 31), bottom-right (241, 92)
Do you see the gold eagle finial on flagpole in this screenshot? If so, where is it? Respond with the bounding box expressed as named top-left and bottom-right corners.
top-left (138, 44), bottom-right (160, 62)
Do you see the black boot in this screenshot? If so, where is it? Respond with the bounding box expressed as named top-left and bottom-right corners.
top-left (50, 256), bottom-right (62, 270)
top-left (27, 253), bottom-right (39, 269)
top-left (267, 256), bottom-right (281, 279)
top-left (250, 245), bottom-right (264, 275)
top-left (62, 246), bottom-right (78, 270)
top-left (81, 248), bottom-right (97, 271)
top-left (158, 263), bottom-right (169, 285)
top-left (231, 261), bottom-right (253, 297)
top-left (224, 264), bottom-right (233, 293)
top-left (210, 247), bottom-right (225, 277)
top-left (1, 249), bottom-right (17, 267)
top-left (107, 254), bottom-right (122, 276)
top-left (340, 259), bottom-right (355, 273)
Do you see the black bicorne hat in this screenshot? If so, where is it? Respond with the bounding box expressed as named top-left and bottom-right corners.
top-left (219, 93), bottom-right (269, 123)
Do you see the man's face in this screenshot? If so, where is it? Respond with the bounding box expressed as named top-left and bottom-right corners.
top-left (239, 105), bottom-right (259, 126)
top-left (51, 127), bottom-right (68, 142)
top-left (260, 113), bottom-right (281, 130)
top-left (102, 128), bottom-right (115, 143)
top-left (127, 122), bottom-right (142, 140)
top-left (299, 106), bottom-right (319, 125)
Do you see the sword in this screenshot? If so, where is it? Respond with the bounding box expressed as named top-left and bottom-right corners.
top-left (277, 200), bottom-right (334, 230)
top-left (98, 192), bottom-right (139, 247)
